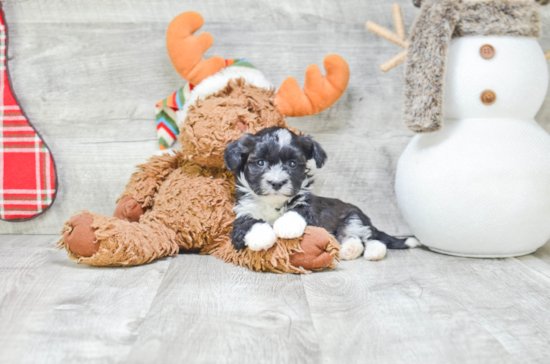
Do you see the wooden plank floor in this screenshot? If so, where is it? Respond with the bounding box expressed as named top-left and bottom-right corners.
top-left (2, 235), bottom-right (550, 363)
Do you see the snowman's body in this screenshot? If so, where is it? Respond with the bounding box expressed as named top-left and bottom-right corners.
top-left (395, 36), bottom-right (550, 257)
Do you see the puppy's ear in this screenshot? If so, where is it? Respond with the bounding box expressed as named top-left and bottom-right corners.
top-left (224, 133), bottom-right (256, 171)
top-left (300, 135), bottom-right (327, 169)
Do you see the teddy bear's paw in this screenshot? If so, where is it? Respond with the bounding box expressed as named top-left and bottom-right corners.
top-left (273, 211), bottom-right (307, 239)
top-left (245, 222), bottom-right (277, 251)
top-left (113, 196), bottom-right (145, 222)
top-left (289, 226), bottom-right (336, 271)
top-left (340, 237), bottom-right (364, 260)
top-left (63, 213), bottom-right (100, 257)
top-left (363, 240), bottom-right (387, 261)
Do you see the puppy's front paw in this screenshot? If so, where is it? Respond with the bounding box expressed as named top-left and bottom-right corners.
top-left (363, 240), bottom-right (387, 261)
top-left (244, 223), bottom-right (277, 251)
top-left (340, 237), bottom-right (364, 260)
top-left (273, 211), bottom-right (307, 239)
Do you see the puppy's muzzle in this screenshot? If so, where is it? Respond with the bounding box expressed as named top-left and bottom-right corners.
top-left (268, 180), bottom-right (288, 191)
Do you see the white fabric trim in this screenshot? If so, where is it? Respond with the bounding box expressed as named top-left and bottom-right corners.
top-left (176, 66), bottom-right (273, 125)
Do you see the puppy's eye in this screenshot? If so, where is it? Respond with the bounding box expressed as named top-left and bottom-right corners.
top-left (257, 160), bottom-right (266, 167)
top-left (287, 161), bottom-right (297, 169)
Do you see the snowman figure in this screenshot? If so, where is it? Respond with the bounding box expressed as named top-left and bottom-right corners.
top-left (368, 0), bottom-right (550, 257)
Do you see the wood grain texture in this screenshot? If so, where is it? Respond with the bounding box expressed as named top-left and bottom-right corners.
top-left (125, 254), bottom-right (321, 364)
top-left (0, 235), bottom-right (171, 363)
top-left (302, 246), bottom-right (550, 364)
top-left (1, 0), bottom-right (549, 234)
top-left (2, 235), bottom-right (550, 363)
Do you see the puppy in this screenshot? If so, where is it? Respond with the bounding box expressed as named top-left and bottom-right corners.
top-left (223, 127), bottom-right (419, 261)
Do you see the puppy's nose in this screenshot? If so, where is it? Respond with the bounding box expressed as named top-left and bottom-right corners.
top-left (268, 180), bottom-right (287, 191)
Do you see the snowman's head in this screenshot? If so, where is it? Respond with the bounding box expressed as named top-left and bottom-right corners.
top-left (412, 0), bottom-right (549, 129)
top-left (443, 36), bottom-right (548, 120)
top-left (368, 0), bottom-right (549, 132)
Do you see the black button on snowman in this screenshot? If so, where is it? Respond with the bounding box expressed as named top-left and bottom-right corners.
top-left (368, 0), bottom-right (550, 257)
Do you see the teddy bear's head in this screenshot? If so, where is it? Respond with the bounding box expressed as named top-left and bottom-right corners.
top-left (166, 11), bottom-right (349, 169)
top-left (179, 79), bottom-right (289, 168)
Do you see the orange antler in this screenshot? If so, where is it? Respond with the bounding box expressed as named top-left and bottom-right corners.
top-left (166, 11), bottom-right (226, 85)
top-left (366, 4), bottom-right (409, 72)
top-left (274, 55), bottom-right (349, 117)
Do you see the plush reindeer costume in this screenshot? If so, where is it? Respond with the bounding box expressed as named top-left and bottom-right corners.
top-left (57, 12), bottom-right (349, 273)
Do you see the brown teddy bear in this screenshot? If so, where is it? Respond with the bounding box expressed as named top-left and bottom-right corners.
top-left (57, 11), bottom-right (350, 273)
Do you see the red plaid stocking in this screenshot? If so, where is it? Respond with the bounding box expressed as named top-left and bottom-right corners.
top-left (0, 5), bottom-right (57, 221)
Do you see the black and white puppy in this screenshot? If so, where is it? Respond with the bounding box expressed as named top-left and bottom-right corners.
top-left (224, 127), bottom-right (419, 261)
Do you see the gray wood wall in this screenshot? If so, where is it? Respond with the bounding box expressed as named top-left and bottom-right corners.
top-left (2, 0), bottom-right (550, 234)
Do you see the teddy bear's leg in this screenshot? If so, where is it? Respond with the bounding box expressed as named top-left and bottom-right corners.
top-left (58, 211), bottom-right (180, 266)
top-left (211, 226), bottom-right (340, 273)
top-left (113, 196), bottom-right (146, 222)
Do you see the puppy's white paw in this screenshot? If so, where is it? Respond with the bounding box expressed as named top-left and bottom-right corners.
top-left (405, 237), bottom-right (421, 248)
top-left (364, 240), bottom-right (387, 261)
top-left (340, 237), bottom-right (364, 260)
top-left (273, 211), bottom-right (307, 239)
top-left (244, 223), bottom-right (277, 251)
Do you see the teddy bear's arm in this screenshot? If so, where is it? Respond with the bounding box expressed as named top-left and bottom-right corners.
top-left (117, 151), bottom-right (185, 209)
